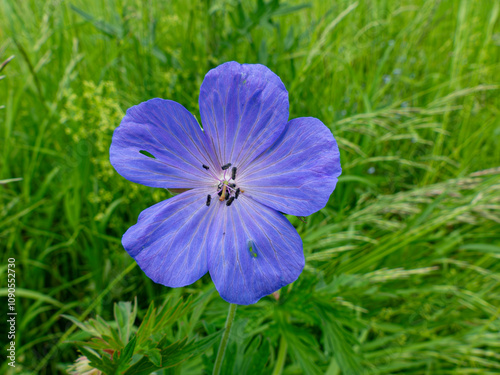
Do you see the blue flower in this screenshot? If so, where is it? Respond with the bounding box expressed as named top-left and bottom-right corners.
top-left (110, 62), bottom-right (341, 305)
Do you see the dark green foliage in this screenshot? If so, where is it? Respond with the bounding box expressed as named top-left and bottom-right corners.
top-left (65, 298), bottom-right (221, 374)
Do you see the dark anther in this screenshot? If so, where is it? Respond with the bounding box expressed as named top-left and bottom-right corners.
top-left (206, 194), bottom-right (211, 206)
top-left (231, 167), bottom-right (237, 180)
top-left (235, 188), bottom-right (240, 199)
top-left (221, 163), bottom-right (232, 170)
top-left (218, 190), bottom-right (223, 197)
top-left (202, 164), bottom-right (210, 170)
top-left (217, 182), bottom-right (222, 190)
top-left (226, 197), bottom-right (235, 206)
top-left (225, 192), bottom-right (230, 200)
top-left (230, 183), bottom-right (236, 188)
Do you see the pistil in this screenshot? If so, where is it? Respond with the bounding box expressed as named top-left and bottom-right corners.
top-left (214, 162), bottom-right (242, 205)
top-left (219, 183), bottom-right (227, 201)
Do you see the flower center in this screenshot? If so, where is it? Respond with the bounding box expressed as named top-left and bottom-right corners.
top-left (202, 163), bottom-right (243, 207)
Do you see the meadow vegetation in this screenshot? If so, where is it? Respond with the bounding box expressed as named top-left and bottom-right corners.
top-left (1, 0), bottom-right (499, 374)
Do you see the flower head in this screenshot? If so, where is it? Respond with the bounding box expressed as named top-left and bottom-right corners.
top-left (67, 356), bottom-right (102, 375)
top-left (110, 62), bottom-right (341, 305)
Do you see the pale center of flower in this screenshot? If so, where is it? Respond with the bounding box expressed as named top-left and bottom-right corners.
top-left (202, 163), bottom-right (243, 207)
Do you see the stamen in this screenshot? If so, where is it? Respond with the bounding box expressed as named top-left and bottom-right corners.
top-left (219, 184), bottom-right (227, 201)
top-left (229, 183), bottom-right (236, 188)
top-left (226, 197), bottom-right (235, 206)
top-left (221, 163), bottom-right (232, 170)
top-left (235, 188), bottom-right (240, 199)
top-left (202, 164), bottom-right (210, 170)
top-left (206, 194), bottom-right (211, 206)
top-left (225, 192), bottom-right (230, 200)
top-left (218, 190), bottom-right (222, 196)
top-left (231, 167), bottom-right (237, 180)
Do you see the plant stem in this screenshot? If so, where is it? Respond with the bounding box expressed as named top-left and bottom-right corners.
top-left (272, 335), bottom-right (288, 375)
top-left (213, 303), bottom-right (237, 375)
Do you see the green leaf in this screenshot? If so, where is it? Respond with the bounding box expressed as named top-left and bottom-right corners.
top-left (460, 243), bottom-right (500, 253)
top-left (136, 302), bottom-right (156, 346)
top-left (145, 348), bottom-right (162, 367)
top-left (117, 335), bottom-right (137, 370)
top-left (271, 3), bottom-right (311, 17)
top-left (62, 314), bottom-right (99, 336)
top-left (317, 310), bottom-right (364, 375)
top-left (70, 5), bottom-right (123, 38)
top-left (114, 299), bottom-right (137, 344)
top-left (78, 346), bottom-right (116, 374)
top-left (124, 331), bottom-right (222, 375)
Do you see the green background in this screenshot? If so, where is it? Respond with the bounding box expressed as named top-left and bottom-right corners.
top-left (1, 0), bottom-right (500, 374)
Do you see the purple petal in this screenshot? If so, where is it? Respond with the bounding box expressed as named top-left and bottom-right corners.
top-left (122, 189), bottom-right (217, 287)
top-left (110, 99), bottom-right (218, 189)
top-left (199, 62), bottom-right (289, 171)
top-left (208, 195), bottom-right (304, 305)
top-left (238, 117), bottom-right (341, 216)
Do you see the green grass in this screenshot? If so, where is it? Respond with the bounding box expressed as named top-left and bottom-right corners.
top-left (1, 0), bottom-right (499, 374)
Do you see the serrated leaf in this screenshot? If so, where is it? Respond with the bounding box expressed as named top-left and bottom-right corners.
top-left (102, 333), bottom-right (123, 350)
top-left (136, 302), bottom-right (156, 346)
top-left (281, 325), bottom-right (323, 375)
top-left (79, 346), bottom-right (116, 374)
top-left (318, 311), bottom-right (364, 375)
top-left (117, 335), bottom-right (137, 370)
top-left (114, 299), bottom-right (137, 345)
top-left (145, 348), bottom-right (162, 367)
top-left (71, 339), bottom-right (112, 351)
top-left (154, 296), bottom-right (192, 332)
top-left (124, 331), bottom-right (222, 375)
top-left (62, 314), bottom-right (100, 336)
